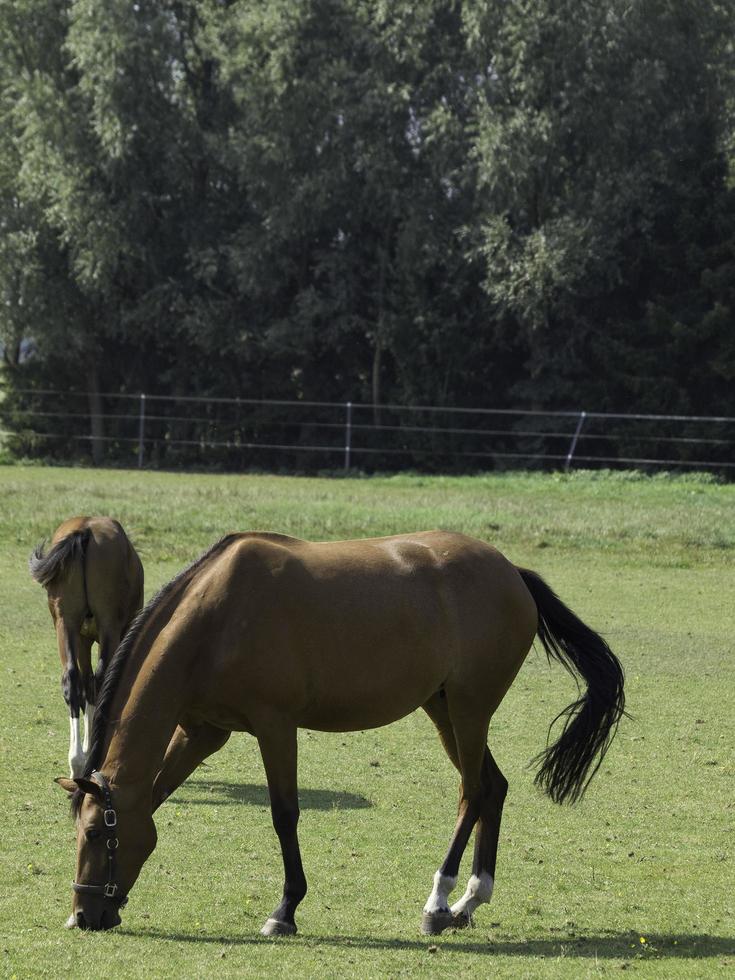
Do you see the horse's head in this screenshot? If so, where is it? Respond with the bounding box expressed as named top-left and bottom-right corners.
top-left (56, 774), bottom-right (157, 930)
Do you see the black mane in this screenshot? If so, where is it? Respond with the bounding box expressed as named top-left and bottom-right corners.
top-left (70, 534), bottom-right (239, 818)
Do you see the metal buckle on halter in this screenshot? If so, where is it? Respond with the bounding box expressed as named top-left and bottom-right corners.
top-left (106, 837), bottom-right (119, 850)
top-left (103, 883), bottom-right (118, 898)
top-left (103, 809), bottom-right (117, 828)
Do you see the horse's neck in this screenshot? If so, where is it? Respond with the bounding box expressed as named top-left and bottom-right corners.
top-left (101, 600), bottom-right (196, 790)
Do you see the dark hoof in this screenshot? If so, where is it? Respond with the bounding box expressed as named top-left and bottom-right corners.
top-left (421, 910), bottom-right (454, 935)
top-left (451, 910), bottom-right (473, 929)
top-left (260, 917), bottom-right (297, 937)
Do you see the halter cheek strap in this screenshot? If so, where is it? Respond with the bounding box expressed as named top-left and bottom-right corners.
top-left (72, 771), bottom-right (128, 907)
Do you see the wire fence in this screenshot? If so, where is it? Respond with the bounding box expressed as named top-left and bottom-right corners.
top-left (1, 388), bottom-right (734, 474)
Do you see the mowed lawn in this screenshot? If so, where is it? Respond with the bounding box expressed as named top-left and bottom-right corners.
top-left (0, 465), bottom-right (733, 979)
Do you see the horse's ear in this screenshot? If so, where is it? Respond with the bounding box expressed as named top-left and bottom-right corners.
top-left (55, 777), bottom-right (77, 794)
top-left (54, 776), bottom-right (104, 800)
top-left (73, 777), bottom-right (105, 800)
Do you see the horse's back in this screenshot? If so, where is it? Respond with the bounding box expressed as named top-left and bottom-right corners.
top-left (211, 529), bottom-right (532, 637)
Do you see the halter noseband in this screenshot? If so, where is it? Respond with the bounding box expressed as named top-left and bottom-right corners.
top-left (72, 771), bottom-right (128, 907)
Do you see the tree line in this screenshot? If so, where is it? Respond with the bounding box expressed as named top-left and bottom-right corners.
top-left (1, 0), bottom-right (733, 468)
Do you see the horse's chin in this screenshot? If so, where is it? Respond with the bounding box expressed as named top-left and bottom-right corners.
top-left (107, 908), bottom-right (123, 929)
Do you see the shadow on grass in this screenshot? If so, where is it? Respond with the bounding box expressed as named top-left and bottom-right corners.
top-left (169, 780), bottom-right (372, 811)
top-left (126, 929), bottom-right (735, 960)
top-left (125, 927), bottom-right (735, 960)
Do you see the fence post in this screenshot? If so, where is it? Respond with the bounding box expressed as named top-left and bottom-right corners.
top-left (137, 393), bottom-right (146, 469)
top-left (565, 410), bottom-right (586, 472)
top-left (344, 401), bottom-right (353, 471)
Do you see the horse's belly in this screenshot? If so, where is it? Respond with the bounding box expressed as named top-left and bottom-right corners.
top-left (296, 649), bottom-right (447, 732)
top-left (298, 695), bottom-right (428, 733)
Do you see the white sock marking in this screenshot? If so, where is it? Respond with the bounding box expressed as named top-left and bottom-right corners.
top-left (423, 870), bottom-right (457, 914)
top-left (450, 872), bottom-right (494, 918)
top-left (68, 715), bottom-right (85, 777)
top-left (82, 703), bottom-right (95, 754)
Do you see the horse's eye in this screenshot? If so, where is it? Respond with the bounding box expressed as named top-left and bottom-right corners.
top-left (85, 828), bottom-right (101, 841)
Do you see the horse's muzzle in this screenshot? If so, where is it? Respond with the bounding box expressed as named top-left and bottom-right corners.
top-left (68, 904), bottom-right (122, 931)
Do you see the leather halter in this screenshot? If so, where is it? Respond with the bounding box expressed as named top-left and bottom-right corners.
top-left (72, 771), bottom-right (128, 907)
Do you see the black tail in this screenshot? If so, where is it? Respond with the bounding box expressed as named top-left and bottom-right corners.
top-left (29, 528), bottom-right (91, 589)
top-left (518, 567), bottom-right (626, 804)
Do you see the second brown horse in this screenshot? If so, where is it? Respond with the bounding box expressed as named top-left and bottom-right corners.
top-left (32, 517), bottom-right (143, 777)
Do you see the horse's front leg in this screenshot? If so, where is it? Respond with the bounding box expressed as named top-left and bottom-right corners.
top-left (152, 721), bottom-right (231, 810)
top-left (257, 722), bottom-right (307, 937)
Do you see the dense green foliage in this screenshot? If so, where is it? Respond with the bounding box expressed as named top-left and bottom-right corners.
top-left (1, 1), bottom-right (734, 464)
top-left (1, 468), bottom-right (733, 977)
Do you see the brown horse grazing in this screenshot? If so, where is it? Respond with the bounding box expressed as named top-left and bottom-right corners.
top-left (55, 530), bottom-right (624, 935)
top-left (31, 517), bottom-right (144, 778)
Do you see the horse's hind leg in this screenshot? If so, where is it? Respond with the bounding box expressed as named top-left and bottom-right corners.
top-left (421, 694), bottom-right (489, 935)
top-left (421, 694), bottom-right (462, 930)
top-left (423, 691), bottom-right (460, 770)
top-left (84, 630), bottom-right (119, 756)
top-left (58, 625), bottom-right (91, 778)
top-left (450, 747), bottom-right (507, 927)
top-left (93, 630), bottom-right (119, 695)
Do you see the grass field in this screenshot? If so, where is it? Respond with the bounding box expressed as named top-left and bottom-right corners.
top-left (0, 465), bottom-right (733, 979)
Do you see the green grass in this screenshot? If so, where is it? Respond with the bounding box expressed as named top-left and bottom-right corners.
top-left (0, 465), bottom-right (733, 979)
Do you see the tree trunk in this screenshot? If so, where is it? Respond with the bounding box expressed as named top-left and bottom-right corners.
top-left (88, 364), bottom-right (104, 466)
top-left (372, 334), bottom-right (382, 427)
top-left (372, 220), bottom-right (393, 428)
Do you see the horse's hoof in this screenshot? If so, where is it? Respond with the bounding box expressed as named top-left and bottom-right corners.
top-left (451, 910), bottom-right (473, 929)
top-left (421, 910), bottom-right (454, 935)
top-left (260, 917), bottom-right (297, 937)
top-left (65, 914), bottom-right (77, 930)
